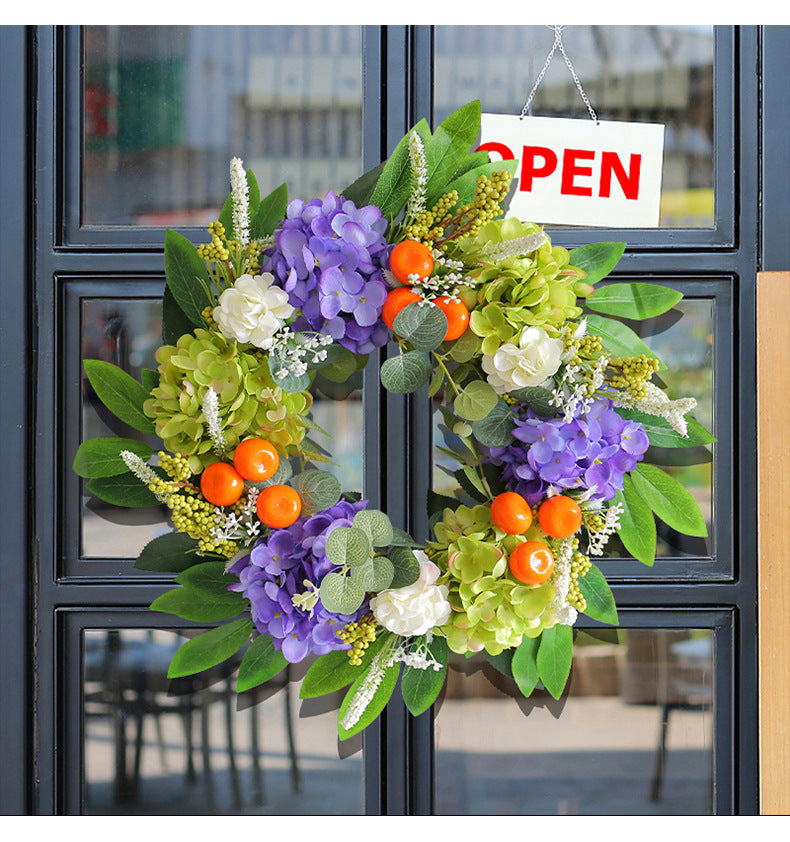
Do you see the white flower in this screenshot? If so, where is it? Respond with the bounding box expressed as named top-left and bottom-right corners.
top-left (481, 325), bottom-right (564, 394)
top-left (370, 553), bottom-right (451, 637)
top-left (213, 273), bottom-right (294, 349)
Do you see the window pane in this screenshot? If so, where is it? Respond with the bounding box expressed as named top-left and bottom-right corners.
top-left (83, 25), bottom-right (364, 226)
top-left (434, 25), bottom-right (715, 228)
top-left (83, 629), bottom-right (364, 814)
top-left (80, 298), bottom-right (364, 559)
top-left (434, 628), bottom-right (715, 815)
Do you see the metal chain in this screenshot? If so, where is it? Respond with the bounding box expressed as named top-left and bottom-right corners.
top-left (520, 25), bottom-right (598, 123)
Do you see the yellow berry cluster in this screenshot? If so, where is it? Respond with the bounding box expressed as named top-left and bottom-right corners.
top-left (337, 614), bottom-right (377, 665)
top-left (403, 189), bottom-right (459, 243)
top-left (567, 541), bottom-right (592, 612)
top-left (609, 354), bottom-right (660, 399)
top-left (197, 221), bottom-right (230, 263)
top-left (565, 332), bottom-right (604, 366)
top-left (158, 451), bottom-right (192, 483)
top-left (166, 492), bottom-right (237, 558)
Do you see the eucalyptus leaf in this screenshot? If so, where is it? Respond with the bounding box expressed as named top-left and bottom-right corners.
top-left (578, 564), bottom-right (619, 625)
top-left (471, 398), bottom-right (516, 447)
top-left (236, 634), bottom-right (288, 692)
top-left (631, 463), bottom-right (708, 537)
top-left (613, 477), bottom-right (657, 566)
top-left (167, 618), bottom-right (252, 679)
top-left (83, 359), bottom-right (156, 435)
top-left (317, 344), bottom-right (359, 382)
top-left (536, 624), bottom-right (573, 701)
top-left (254, 457), bottom-right (294, 489)
top-left (454, 380), bottom-right (498, 421)
top-left (387, 546), bottom-right (421, 589)
top-left (508, 385), bottom-right (556, 418)
top-left (586, 283), bottom-right (683, 320)
top-left (392, 301), bottom-right (448, 351)
top-left (292, 469), bottom-right (342, 515)
top-left (73, 437), bottom-right (153, 479)
top-left (356, 555), bottom-right (395, 591)
top-left (401, 636), bottom-right (448, 716)
top-left (568, 242), bottom-right (626, 284)
top-left (380, 350), bottom-right (432, 394)
top-left (389, 526), bottom-right (421, 548)
top-left (324, 525), bottom-right (373, 567)
top-left (353, 509), bottom-right (394, 547)
top-left (511, 636), bottom-right (541, 697)
top-left (163, 229), bottom-right (213, 328)
top-left (319, 571), bottom-right (366, 615)
top-left (448, 327), bottom-right (482, 363)
top-left (585, 314), bottom-right (665, 370)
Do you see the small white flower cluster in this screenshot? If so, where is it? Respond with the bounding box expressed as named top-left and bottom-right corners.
top-left (211, 486), bottom-right (261, 545)
top-left (400, 645), bottom-right (443, 672)
top-left (272, 329), bottom-right (334, 379)
top-left (551, 363), bottom-right (593, 422)
top-left (229, 157), bottom-right (250, 248)
top-left (613, 382), bottom-right (697, 437)
top-left (587, 502), bottom-right (624, 557)
top-left (406, 131), bottom-right (428, 220)
top-left (120, 450), bottom-right (169, 502)
top-left (548, 538), bottom-right (578, 627)
top-left (201, 387), bottom-right (227, 456)
top-left (477, 232), bottom-right (548, 264)
top-left (412, 252), bottom-right (468, 302)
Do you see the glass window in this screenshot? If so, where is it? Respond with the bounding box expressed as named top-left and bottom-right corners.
top-left (434, 628), bottom-right (715, 815)
top-left (83, 25), bottom-right (364, 226)
top-left (83, 628), bottom-right (364, 814)
top-left (80, 297), bottom-right (364, 559)
top-left (433, 25), bottom-right (715, 228)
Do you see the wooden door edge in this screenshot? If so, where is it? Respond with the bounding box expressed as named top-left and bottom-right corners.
top-left (757, 271), bottom-right (790, 814)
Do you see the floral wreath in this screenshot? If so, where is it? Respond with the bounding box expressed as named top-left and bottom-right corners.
top-left (75, 101), bottom-right (713, 738)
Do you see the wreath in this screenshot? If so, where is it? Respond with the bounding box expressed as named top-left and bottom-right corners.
top-left (74, 100), bottom-right (713, 738)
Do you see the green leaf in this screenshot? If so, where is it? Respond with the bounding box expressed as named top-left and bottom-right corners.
top-left (342, 161), bottom-right (387, 208)
top-left (568, 242), bottom-right (626, 284)
top-left (140, 368), bottom-right (159, 393)
top-left (162, 284), bottom-right (198, 346)
top-left (578, 564), bottom-right (618, 625)
top-left (300, 633), bottom-right (388, 699)
top-left (483, 648), bottom-right (514, 679)
top-left (586, 283), bottom-right (683, 320)
top-left (87, 471), bottom-right (163, 508)
top-left (134, 531), bottom-right (205, 573)
top-left (392, 301), bottom-right (448, 351)
top-left (319, 571), bottom-right (366, 615)
top-left (585, 314), bottom-right (665, 369)
top-left (512, 636), bottom-right (541, 697)
top-left (401, 636), bottom-right (448, 716)
top-left (338, 656), bottom-right (401, 740)
top-left (380, 349), bottom-right (432, 394)
top-left (424, 100), bottom-right (482, 207)
top-left (353, 509), bottom-right (394, 548)
top-left (631, 463), bottom-right (708, 537)
top-left (250, 182), bottom-right (288, 240)
top-left (536, 624), bottom-right (573, 701)
top-left (292, 469), bottom-right (342, 515)
top-left (317, 345), bottom-right (359, 383)
top-left (387, 545), bottom-right (421, 589)
top-left (370, 119), bottom-right (431, 220)
top-left (236, 634), bottom-right (288, 692)
top-left (614, 476), bottom-right (657, 566)
top-left (73, 437), bottom-right (153, 479)
top-left (324, 525), bottom-right (373, 567)
top-left (83, 359), bottom-right (156, 435)
top-left (454, 380), bottom-right (499, 422)
top-left (471, 398), bottom-right (515, 447)
top-left (150, 586), bottom-right (246, 623)
top-left (509, 385), bottom-right (556, 417)
top-left (163, 229), bottom-right (213, 328)
top-left (167, 618), bottom-right (253, 679)
top-left (176, 561), bottom-right (235, 598)
top-left (615, 409), bottom-right (716, 449)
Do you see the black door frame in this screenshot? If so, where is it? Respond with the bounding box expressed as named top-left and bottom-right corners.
top-left (0, 23), bottom-right (780, 815)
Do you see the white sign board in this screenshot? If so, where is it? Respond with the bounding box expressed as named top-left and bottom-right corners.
top-left (478, 114), bottom-right (665, 228)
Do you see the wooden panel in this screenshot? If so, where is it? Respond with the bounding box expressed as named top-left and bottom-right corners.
top-left (758, 271), bottom-right (790, 814)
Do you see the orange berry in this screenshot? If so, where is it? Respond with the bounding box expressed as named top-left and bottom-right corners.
top-left (434, 296), bottom-right (470, 341)
top-left (233, 438), bottom-right (280, 482)
top-left (388, 240), bottom-right (434, 285)
top-left (509, 541), bottom-right (555, 584)
top-left (256, 484), bottom-right (302, 529)
top-left (382, 286), bottom-right (423, 329)
top-left (490, 491), bottom-right (533, 535)
top-left (538, 495), bottom-right (583, 539)
top-left (200, 462), bottom-right (245, 508)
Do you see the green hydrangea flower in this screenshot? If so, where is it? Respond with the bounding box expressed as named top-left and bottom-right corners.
top-left (427, 503), bottom-right (557, 656)
top-left (143, 328), bottom-right (312, 473)
top-left (457, 219), bottom-right (593, 354)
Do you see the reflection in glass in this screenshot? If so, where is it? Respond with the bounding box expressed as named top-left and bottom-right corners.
top-left (83, 26), bottom-right (363, 226)
top-left (434, 628), bottom-right (714, 815)
top-left (434, 25), bottom-right (715, 228)
top-left (80, 298), bottom-right (364, 559)
top-left (432, 294), bottom-right (714, 560)
top-left (83, 629), bottom-right (364, 815)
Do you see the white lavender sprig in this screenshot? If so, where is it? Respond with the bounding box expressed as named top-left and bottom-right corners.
top-left (202, 387), bottom-right (227, 456)
top-left (229, 157), bottom-right (250, 248)
top-left (406, 131), bottom-right (428, 221)
top-left (120, 450), bottom-right (169, 502)
top-left (612, 382), bottom-right (698, 437)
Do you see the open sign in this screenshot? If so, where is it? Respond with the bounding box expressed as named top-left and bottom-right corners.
top-left (479, 114), bottom-right (665, 228)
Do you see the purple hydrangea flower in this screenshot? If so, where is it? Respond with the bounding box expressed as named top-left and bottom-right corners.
top-left (486, 399), bottom-right (650, 504)
top-left (228, 498), bottom-right (370, 663)
top-left (263, 192), bottom-right (390, 355)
